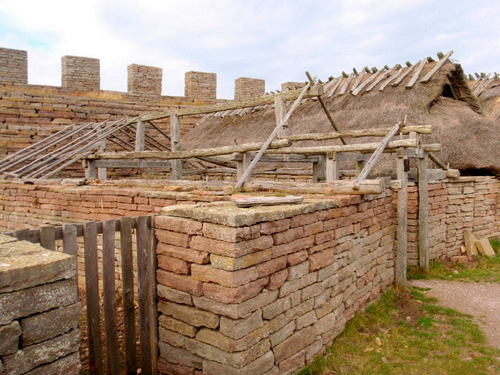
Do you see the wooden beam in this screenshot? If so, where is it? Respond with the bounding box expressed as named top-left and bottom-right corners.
top-left (235, 82), bottom-right (311, 189)
top-left (170, 114), bottom-right (182, 180)
top-left (420, 50), bottom-right (453, 83)
top-left (406, 58), bottom-right (427, 88)
top-left (140, 85), bottom-right (323, 121)
top-left (396, 150), bottom-right (408, 286)
top-left (325, 152), bottom-right (338, 182)
top-left (135, 120), bottom-right (146, 152)
top-left (95, 139), bottom-right (290, 160)
top-left (418, 152), bottom-right (429, 270)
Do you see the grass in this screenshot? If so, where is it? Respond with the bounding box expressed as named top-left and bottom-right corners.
top-left (298, 253), bottom-right (500, 375)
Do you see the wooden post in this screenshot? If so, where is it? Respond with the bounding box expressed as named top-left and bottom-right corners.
top-left (236, 153), bottom-right (252, 183)
top-left (98, 136), bottom-right (107, 181)
top-left (418, 151), bottom-right (429, 270)
top-left (312, 155), bottom-right (325, 182)
top-left (85, 159), bottom-right (97, 179)
top-left (135, 120), bottom-right (146, 152)
top-left (325, 152), bottom-right (338, 182)
top-left (355, 153), bottom-right (367, 176)
top-left (275, 94), bottom-right (290, 162)
top-left (170, 115), bottom-right (182, 180)
top-left (396, 149), bottom-right (408, 286)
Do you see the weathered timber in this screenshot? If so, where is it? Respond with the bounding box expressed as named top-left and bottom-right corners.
top-left (418, 152), bottom-right (429, 270)
top-left (406, 58), bottom-right (427, 88)
top-left (170, 115), bottom-right (182, 180)
top-left (282, 126), bottom-right (432, 142)
top-left (95, 139), bottom-right (290, 160)
top-left (396, 150), bottom-right (408, 286)
top-left (392, 64), bottom-right (416, 86)
top-left (464, 230), bottom-right (479, 257)
top-left (234, 195), bottom-right (304, 207)
top-left (140, 85), bottom-right (323, 121)
top-left (420, 50), bottom-right (453, 83)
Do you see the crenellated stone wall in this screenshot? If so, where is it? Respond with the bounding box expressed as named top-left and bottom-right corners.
top-left (61, 55), bottom-right (100, 91)
top-left (235, 77), bottom-right (265, 100)
top-left (0, 234), bottom-right (81, 374)
top-left (154, 194), bottom-right (396, 374)
top-left (128, 64), bottom-right (163, 95)
top-left (0, 48), bottom-right (27, 85)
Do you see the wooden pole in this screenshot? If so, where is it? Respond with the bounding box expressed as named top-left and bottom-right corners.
top-left (396, 149), bottom-right (408, 286)
top-left (235, 82), bottom-right (311, 189)
top-left (236, 153), bottom-right (252, 183)
top-left (170, 115), bottom-right (182, 180)
top-left (135, 120), bottom-right (146, 152)
top-left (325, 152), bottom-right (338, 182)
top-left (418, 152), bottom-right (429, 270)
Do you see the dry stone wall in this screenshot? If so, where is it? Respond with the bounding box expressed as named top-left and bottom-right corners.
top-left (154, 193), bottom-right (396, 374)
top-left (0, 48), bottom-right (27, 85)
top-left (0, 234), bottom-right (81, 375)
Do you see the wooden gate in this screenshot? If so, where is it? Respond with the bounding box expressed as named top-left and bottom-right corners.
top-left (5, 215), bottom-right (158, 375)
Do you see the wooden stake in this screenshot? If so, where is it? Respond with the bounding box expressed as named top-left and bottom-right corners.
top-left (170, 114), bottom-right (182, 180)
top-left (396, 149), bottom-right (408, 286)
top-left (418, 152), bottom-right (429, 270)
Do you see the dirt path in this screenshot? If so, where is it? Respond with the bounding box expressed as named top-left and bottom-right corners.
top-left (409, 279), bottom-right (500, 349)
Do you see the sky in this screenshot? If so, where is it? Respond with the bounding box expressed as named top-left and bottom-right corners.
top-left (1, 0), bottom-right (499, 99)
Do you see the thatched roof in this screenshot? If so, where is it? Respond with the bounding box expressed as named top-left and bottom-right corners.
top-left (183, 55), bottom-right (500, 174)
top-left (468, 75), bottom-right (500, 122)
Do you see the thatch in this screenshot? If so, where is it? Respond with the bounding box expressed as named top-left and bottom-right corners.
top-left (468, 76), bottom-right (500, 122)
top-left (183, 59), bottom-right (500, 174)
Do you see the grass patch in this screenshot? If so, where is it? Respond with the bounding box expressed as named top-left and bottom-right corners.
top-left (299, 288), bottom-right (500, 375)
top-left (408, 255), bottom-right (500, 283)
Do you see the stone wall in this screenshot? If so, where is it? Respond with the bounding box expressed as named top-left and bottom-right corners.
top-left (0, 48), bottom-right (27, 85)
top-left (0, 234), bottom-right (81, 374)
top-left (128, 64), bottom-right (163, 95)
top-left (235, 77), bottom-right (265, 100)
top-left (185, 71), bottom-right (217, 100)
top-left (154, 193), bottom-right (396, 374)
top-left (61, 55), bottom-right (100, 91)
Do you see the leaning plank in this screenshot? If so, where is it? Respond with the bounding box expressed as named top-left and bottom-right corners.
top-left (84, 221), bottom-right (103, 374)
top-left (235, 196), bottom-right (304, 207)
top-left (353, 121), bottom-right (403, 189)
top-left (327, 77), bottom-right (343, 97)
top-left (141, 85), bottom-right (323, 120)
top-left (338, 73), bottom-right (354, 95)
top-left (379, 67), bottom-right (402, 91)
top-left (464, 230), bottom-right (479, 256)
top-left (392, 64), bottom-right (416, 86)
top-left (406, 58), bottom-right (428, 88)
top-left (352, 69), bottom-right (385, 95)
top-left (366, 67), bottom-right (392, 92)
top-left (102, 220), bottom-right (119, 375)
top-left (137, 216), bottom-right (156, 375)
top-left (235, 83), bottom-right (311, 189)
top-left (420, 50), bottom-right (453, 83)
top-left (95, 139), bottom-right (290, 160)
top-left (120, 217), bottom-right (137, 374)
top-left (475, 238), bottom-right (496, 257)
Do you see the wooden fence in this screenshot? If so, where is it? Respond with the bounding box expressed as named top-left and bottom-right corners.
top-left (5, 215), bottom-right (158, 375)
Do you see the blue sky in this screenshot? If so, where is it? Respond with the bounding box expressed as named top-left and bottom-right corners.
top-left (1, 0), bottom-right (499, 99)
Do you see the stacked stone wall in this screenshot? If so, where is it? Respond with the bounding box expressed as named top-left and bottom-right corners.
top-left (0, 48), bottom-right (27, 85)
top-left (61, 56), bottom-right (100, 91)
top-left (235, 77), bottom-right (265, 100)
top-left (154, 193), bottom-right (396, 374)
top-left (0, 234), bottom-right (81, 374)
top-left (128, 64), bottom-right (163, 95)
top-left (185, 71), bottom-right (217, 100)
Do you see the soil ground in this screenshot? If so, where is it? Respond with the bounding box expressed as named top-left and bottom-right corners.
top-left (409, 279), bottom-right (500, 349)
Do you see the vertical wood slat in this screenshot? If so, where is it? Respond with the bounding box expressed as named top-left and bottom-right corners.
top-left (137, 216), bottom-right (156, 375)
top-left (62, 224), bottom-right (79, 290)
top-left (170, 114), bottom-right (182, 180)
top-left (120, 216), bottom-right (137, 374)
top-left (396, 150), bottom-right (408, 286)
top-left (84, 221), bottom-right (104, 374)
top-left (102, 220), bottom-right (119, 375)
top-left (418, 153), bottom-right (430, 270)
top-left (40, 226), bottom-right (56, 251)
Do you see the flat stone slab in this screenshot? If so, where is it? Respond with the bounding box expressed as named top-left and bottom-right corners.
top-left (161, 200), bottom-right (338, 227)
top-left (0, 238), bottom-right (75, 293)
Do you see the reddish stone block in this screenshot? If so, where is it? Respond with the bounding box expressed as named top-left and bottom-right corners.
top-left (203, 222), bottom-right (260, 242)
top-left (315, 230), bottom-right (335, 245)
top-left (287, 250), bottom-right (308, 266)
top-left (156, 216), bottom-right (203, 235)
top-left (266, 269), bottom-right (288, 290)
top-left (309, 248), bottom-right (335, 271)
top-left (158, 255), bottom-right (190, 275)
top-left (203, 277), bottom-right (268, 303)
top-left (156, 229), bottom-right (191, 247)
top-left (273, 227), bottom-right (304, 245)
top-left (191, 264), bottom-right (259, 287)
top-left (157, 269), bottom-right (203, 296)
top-left (256, 256), bottom-right (287, 278)
top-left (290, 211), bottom-right (327, 228)
top-left (272, 236), bottom-right (315, 258)
top-left (156, 243), bottom-right (210, 264)
top-left (260, 219), bottom-right (291, 235)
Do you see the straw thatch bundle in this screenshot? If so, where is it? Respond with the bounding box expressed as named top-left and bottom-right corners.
top-left (183, 60), bottom-right (500, 175)
top-left (469, 76), bottom-right (500, 122)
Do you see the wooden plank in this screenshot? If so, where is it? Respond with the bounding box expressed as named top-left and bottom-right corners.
top-left (170, 114), bottom-right (182, 180)
top-left (96, 139), bottom-right (290, 160)
top-left (366, 68), bottom-right (392, 92)
top-left (406, 58), bottom-right (427, 88)
top-left (350, 70), bottom-right (365, 92)
top-left (102, 220), bottom-right (119, 375)
top-left (464, 230), bottom-right (479, 256)
top-left (338, 73), bottom-right (354, 95)
top-left (275, 94), bottom-right (288, 139)
top-left (141, 85), bottom-right (323, 120)
top-left (353, 121), bottom-right (402, 189)
top-left (94, 160), bottom-right (171, 169)
top-left (283, 126), bottom-right (432, 142)
top-left (475, 238), bottom-right (496, 257)
top-left (392, 64), bottom-right (416, 87)
top-left (396, 151), bottom-right (408, 286)
top-left (136, 216), bottom-right (155, 375)
top-left (352, 69), bottom-right (385, 95)
top-left (325, 152), bottom-right (338, 182)
top-left (234, 196), bottom-right (304, 207)
top-left (312, 155), bottom-right (325, 182)
top-left (236, 153), bottom-right (252, 183)
top-left (40, 226), bottom-right (56, 251)
top-left (135, 120), bottom-right (146, 152)
top-left (235, 83), bottom-right (311, 189)
top-left (418, 152), bottom-right (429, 270)
top-left (327, 77), bottom-right (342, 97)
top-left (11, 228), bottom-right (32, 242)
top-left (84, 221), bottom-right (103, 374)
top-left (379, 67), bottom-right (403, 91)
top-left (62, 223), bottom-right (79, 288)
top-left (120, 216), bottom-right (137, 374)
top-left (420, 50), bottom-right (453, 83)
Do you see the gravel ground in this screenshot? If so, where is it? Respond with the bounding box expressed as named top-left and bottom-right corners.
top-left (409, 279), bottom-right (500, 349)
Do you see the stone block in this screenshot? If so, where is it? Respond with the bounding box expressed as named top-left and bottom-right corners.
top-left (196, 325), bottom-right (269, 352)
top-left (220, 310), bottom-right (263, 340)
top-left (272, 236), bottom-right (315, 258)
top-left (193, 290), bottom-right (279, 319)
top-left (156, 243), bottom-right (210, 264)
top-left (202, 350), bottom-right (275, 375)
top-left (155, 216), bottom-right (202, 235)
top-left (191, 235), bottom-right (273, 258)
top-left (2, 329), bottom-right (80, 375)
top-left (0, 240), bottom-right (76, 293)
top-left (191, 264), bottom-right (258, 287)
top-left (260, 219), bottom-right (291, 235)
top-left (287, 250), bottom-right (308, 266)
top-left (269, 320), bottom-right (295, 347)
top-left (309, 248), bottom-right (335, 271)
top-left (0, 320), bottom-right (21, 356)
top-left (159, 341), bottom-right (203, 369)
top-left (156, 229), bottom-right (191, 247)
top-left (266, 269), bottom-right (288, 290)
top-left (22, 352), bottom-right (81, 375)
top-left (159, 315), bottom-right (198, 337)
top-left (279, 272), bottom-right (317, 298)
top-left (314, 311), bottom-right (337, 335)
top-left (278, 349), bottom-right (306, 375)
top-left (21, 302), bottom-right (80, 346)
top-left (158, 358), bottom-right (195, 375)
top-left (210, 249), bottom-right (272, 271)
top-left (288, 261), bottom-right (310, 280)
top-left (158, 255), bottom-right (189, 275)
top-left (157, 270), bottom-right (203, 296)
top-left (273, 325), bottom-right (316, 363)
top-left (203, 277), bottom-right (268, 304)
top-left (157, 284), bottom-right (193, 305)
top-left (263, 296), bottom-right (291, 320)
top-left (273, 227), bottom-right (304, 245)
top-left (0, 278), bottom-right (78, 325)
top-left (203, 222), bottom-right (260, 242)
top-left (256, 256), bottom-right (287, 278)
top-left (158, 301), bottom-right (219, 329)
